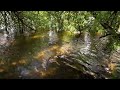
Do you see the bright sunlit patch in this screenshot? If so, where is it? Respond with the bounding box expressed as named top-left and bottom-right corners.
top-left (40, 71), bottom-right (46, 76)
top-left (11, 62), bottom-right (17, 66)
top-left (0, 61), bottom-right (4, 65)
top-left (96, 30), bottom-right (104, 37)
top-left (31, 35), bottom-right (45, 39)
top-left (49, 45), bottom-right (59, 51)
top-left (34, 51), bottom-right (45, 60)
top-left (57, 43), bottom-right (73, 55)
top-left (61, 31), bottom-right (74, 42)
top-left (108, 63), bottom-right (116, 71)
top-left (34, 45), bottom-right (59, 60)
top-left (40, 68), bottom-right (57, 77)
top-left (18, 60), bottom-right (26, 64)
top-left (34, 43), bottom-right (74, 62)
top-left (0, 68), bottom-right (4, 72)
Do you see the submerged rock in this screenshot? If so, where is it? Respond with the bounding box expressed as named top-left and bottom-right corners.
top-left (17, 66), bottom-right (30, 78)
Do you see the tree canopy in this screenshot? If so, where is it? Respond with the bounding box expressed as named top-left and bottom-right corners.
top-left (0, 11), bottom-right (120, 79)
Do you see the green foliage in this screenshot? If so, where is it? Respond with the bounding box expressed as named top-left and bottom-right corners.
top-left (0, 11), bottom-right (120, 49)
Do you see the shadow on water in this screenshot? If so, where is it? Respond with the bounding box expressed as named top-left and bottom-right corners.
top-left (0, 32), bottom-right (86, 79)
top-left (0, 30), bottom-right (109, 79)
top-left (0, 31), bottom-right (51, 78)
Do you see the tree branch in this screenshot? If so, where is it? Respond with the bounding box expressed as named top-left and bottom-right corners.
top-left (90, 11), bottom-right (115, 35)
top-left (13, 12), bottom-right (35, 31)
top-left (99, 33), bottom-right (112, 39)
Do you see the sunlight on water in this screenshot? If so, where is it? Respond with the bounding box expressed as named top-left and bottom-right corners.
top-left (34, 43), bottom-right (73, 62)
top-left (57, 43), bottom-right (73, 55)
top-left (108, 63), bottom-right (116, 71)
top-left (0, 29), bottom-right (86, 79)
top-left (31, 34), bottom-right (45, 39)
top-left (0, 68), bottom-right (4, 73)
top-left (0, 61), bottom-right (5, 65)
top-left (0, 29), bottom-right (115, 79)
top-left (39, 68), bottom-right (57, 78)
top-left (11, 62), bottom-right (17, 66)
top-left (18, 60), bottom-right (27, 65)
top-left (80, 32), bottom-right (91, 54)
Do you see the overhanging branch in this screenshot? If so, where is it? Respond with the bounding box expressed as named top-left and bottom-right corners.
top-left (99, 33), bottom-right (112, 39)
top-left (13, 12), bottom-right (35, 31)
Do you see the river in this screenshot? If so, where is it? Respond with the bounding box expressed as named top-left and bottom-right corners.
top-left (0, 30), bottom-right (119, 79)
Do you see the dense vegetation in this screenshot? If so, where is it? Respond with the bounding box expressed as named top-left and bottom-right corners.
top-left (0, 11), bottom-right (120, 79)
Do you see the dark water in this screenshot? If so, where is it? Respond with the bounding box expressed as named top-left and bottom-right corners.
top-left (0, 30), bottom-right (118, 79)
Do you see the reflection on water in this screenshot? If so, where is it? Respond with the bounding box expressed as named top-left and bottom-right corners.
top-left (0, 30), bottom-right (83, 79)
top-left (48, 30), bottom-right (59, 45)
top-left (80, 32), bottom-right (91, 54)
top-left (0, 33), bottom-right (8, 46)
top-left (0, 30), bottom-right (118, 79)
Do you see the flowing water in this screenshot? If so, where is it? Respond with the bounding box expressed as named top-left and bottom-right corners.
top-left (0, 30), bottom-right (119, 79)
